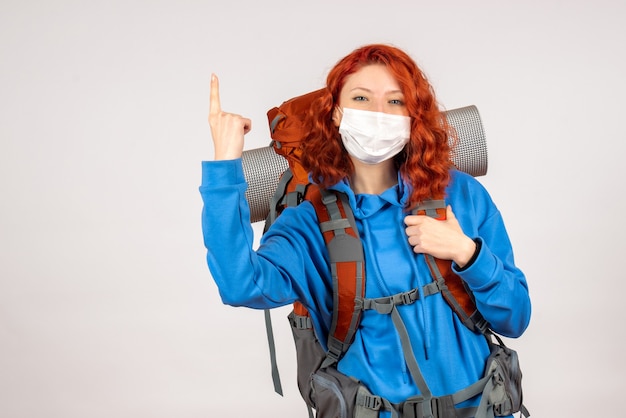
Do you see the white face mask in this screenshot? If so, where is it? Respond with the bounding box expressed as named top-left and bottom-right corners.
top-left (338, 108), bottom-right (411, 164)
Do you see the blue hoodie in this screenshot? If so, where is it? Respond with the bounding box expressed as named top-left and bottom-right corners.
top-left (200, 158), bottom-right (531, 415)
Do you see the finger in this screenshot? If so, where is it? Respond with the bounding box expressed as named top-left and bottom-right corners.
top-left (412, 242), bottom-right (425, 254)
top-left (404, 214), bottom-right (426, 226)
top-left (209, 73), bottom-right (221, 116)
top-left (407, 234), bottom-right (419, 246)
top-left (242, 117), bottom-right (252, 135)
top-left (446, 205), bottom-right (456, 220)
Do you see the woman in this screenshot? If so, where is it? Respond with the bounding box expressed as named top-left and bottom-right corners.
top-left (201, 44), bottom-right (531, 417)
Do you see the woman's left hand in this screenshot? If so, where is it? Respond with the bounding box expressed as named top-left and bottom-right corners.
top-left (404, 205), bottom-right (476, 268)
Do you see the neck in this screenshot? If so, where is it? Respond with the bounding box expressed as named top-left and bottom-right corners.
top-left (349, 157), bottom-right (398, 195)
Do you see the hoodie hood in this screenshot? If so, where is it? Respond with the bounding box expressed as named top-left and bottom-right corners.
top-left (326, 171), bottom-right (411, 220)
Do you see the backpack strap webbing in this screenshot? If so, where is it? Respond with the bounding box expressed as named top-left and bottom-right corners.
top-left (263, 308), bottom-right (283, 396)
top-left (308, 188), bottom-right (366, 368)
top-left (414, 200), bottom-right (489, 334)
top-left (264, 167), bottom-right (310, 395)
top-left (360, 286), bottom-right (491, 418)
top-left (265, 168), bottom-right (310, 231)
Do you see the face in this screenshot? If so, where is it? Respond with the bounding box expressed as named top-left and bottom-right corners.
top-left (333, 64), bottom-right (408, 126)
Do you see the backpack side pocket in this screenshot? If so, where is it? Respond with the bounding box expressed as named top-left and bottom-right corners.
top-left (288, 310), bottom-right (326, 408)
top-left (484, 338), bottom-right (525, 416)
top-left (310, 367), bottom-right (361, 418)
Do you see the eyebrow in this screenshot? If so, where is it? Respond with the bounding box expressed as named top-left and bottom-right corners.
top-left (349, 87), bottom-right (404, 94)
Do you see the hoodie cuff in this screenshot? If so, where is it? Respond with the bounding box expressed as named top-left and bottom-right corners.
top-left (200, 159), bottom-right (246, 188)
top-left (455, 238), bottom-right (482, 272)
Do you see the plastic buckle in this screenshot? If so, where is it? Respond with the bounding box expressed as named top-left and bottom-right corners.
top-left (364, 395), bottom-right (382, 411)
top-left (401, 396), bottom-right (425, 418)
top-left (401, 289), bottom-right (419, 305)
top-left (431, 395), bottom-right (455, 418)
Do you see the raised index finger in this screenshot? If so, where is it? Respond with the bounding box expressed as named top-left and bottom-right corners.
top-left (209, 73), bottom-right (221, 115)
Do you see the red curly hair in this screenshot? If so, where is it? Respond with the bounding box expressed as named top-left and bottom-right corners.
top-left (300, 44), bottom-right (456, 208)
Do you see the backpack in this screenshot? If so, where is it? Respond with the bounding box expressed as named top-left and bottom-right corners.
top-left (239, 88), bottom-right (528, 418)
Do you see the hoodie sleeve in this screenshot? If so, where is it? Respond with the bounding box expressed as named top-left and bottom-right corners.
top-left (199, 159), bottom-right (330, 313)
top-left (198, 159), bottom-right (297, 308)
top-left (448, 172), bottom-right (531, 338)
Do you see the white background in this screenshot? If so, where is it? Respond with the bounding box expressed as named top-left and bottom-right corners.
top-left (1, 1), bottom-right (624, 417)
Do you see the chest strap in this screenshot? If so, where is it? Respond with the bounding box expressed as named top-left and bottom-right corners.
top-left (360, 287), bottom-right (435, 417)
top-left (358, 286), bottom-right (489, 418)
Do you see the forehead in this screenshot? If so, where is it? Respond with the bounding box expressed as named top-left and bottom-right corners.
top-left (341, 64), bottom-right (402, 92)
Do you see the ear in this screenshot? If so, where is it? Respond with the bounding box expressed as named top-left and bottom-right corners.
top-left (332, 107), bottom-right (342, 127)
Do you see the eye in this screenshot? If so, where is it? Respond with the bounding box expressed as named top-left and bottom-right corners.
top-left (389, 99), bottom-right (404, 105)
top-left (352, 95), bottom-right (368, 102)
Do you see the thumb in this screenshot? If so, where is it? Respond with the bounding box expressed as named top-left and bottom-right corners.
top-left (446, 205), bottom-right (457, 221)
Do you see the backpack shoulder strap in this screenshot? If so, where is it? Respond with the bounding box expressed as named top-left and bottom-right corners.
top-left (307, 187), bottom-right (365, 367)
top-left (414, 200), bottom-right (489, 334)
top-left (264, 185), bottom-right (365, 395)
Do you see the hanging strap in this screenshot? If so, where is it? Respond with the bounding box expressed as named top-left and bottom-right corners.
top-left (264, 167), bottom-right (301, 395)
top-left (264, 309), bottom-right (283, 396)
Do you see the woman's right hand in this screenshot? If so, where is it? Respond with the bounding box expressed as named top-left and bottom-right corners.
top-left (208, 74), bottom-right (251, 160)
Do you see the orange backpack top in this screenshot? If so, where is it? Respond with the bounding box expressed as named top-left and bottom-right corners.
top-left (267, 88), bottom-right (326, 186)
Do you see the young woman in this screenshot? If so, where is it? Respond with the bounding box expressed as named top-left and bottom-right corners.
top-left (201, 44), bottom-right (531, 418)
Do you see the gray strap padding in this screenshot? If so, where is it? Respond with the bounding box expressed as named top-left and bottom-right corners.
top-left (317, 189), bottom-right (365, 369)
